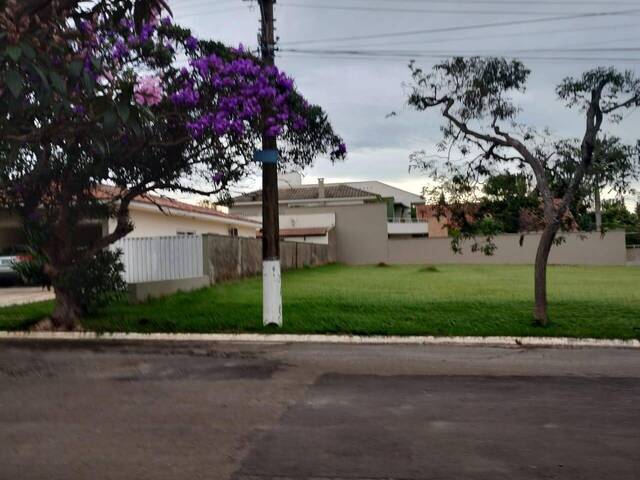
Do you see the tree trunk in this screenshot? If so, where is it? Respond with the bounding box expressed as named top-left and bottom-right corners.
top-left (50, 286), bottom-right (84, 330)
top-left (594, 180), bottom-right (602, 232)
top-left (533, 222), bottom-right (559, 326)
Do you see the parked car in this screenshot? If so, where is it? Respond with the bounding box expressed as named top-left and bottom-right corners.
top-left (0, 245), bottom-right (31, 285)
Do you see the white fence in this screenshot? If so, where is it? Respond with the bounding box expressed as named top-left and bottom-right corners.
top-left (112, 235), bottom-right (204, 283)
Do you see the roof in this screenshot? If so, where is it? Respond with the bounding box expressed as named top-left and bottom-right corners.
top-left (95, 185), bottom-right (261, 226)
top-left (340, 181), bottom-right (424, 206)
top-left (234, 184), bottom-right (377, 203)
top-left (257, 227), bottom-right (331, 238)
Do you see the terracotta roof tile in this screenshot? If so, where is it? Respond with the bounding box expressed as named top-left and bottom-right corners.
top-left (95, 185), bottom-right (260, 225)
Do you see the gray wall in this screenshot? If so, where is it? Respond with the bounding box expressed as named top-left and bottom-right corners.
top-left (230, 204), bottom-right (627, 266)
top-left (202, 234), bottom-right (334, 285)
top-left (388, 230), bottom-right (627, 266)
top-left (231, 203), bottom-right (389, 265)
top-left (627, 247), bottom-right (640, 265)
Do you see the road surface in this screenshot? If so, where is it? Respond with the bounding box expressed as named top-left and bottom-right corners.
top-left (1, 340), bottom-right (639, 479)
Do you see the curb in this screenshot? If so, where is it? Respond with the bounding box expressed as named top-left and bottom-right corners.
top-left (0, 331), bottom-right (638, 349)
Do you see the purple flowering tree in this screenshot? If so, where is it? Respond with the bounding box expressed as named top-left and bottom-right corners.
top-left (0, 2), bottom-right (346, 329)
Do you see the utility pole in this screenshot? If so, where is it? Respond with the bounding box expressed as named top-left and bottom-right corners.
top-left (257, 0), bottom-right (282, 326)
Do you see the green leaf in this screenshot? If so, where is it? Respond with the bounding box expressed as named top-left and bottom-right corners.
top-left (117, 104), bottom-right (130, 122)
top-left (68, 60), bottom-right (83, 77)
top-left (130, 117), bottom-right (142, 137)
top-left (6, 45), bottom-right (22, 62)
top-left (82, 71), bottom-right (95, 94)
top-left (5, 70), bottom-right (23, 97)
top-left (92, 96), bottom-right (111, 116)
top-left (91, 57), bottom-right (102, 72)
top-left (103, 110), bottom-right (118, 133)
top-left (21, 43), bottom-right (36, 60)
top-left (31, 65), bottom-right (49, 89)
top-left (49, 72), bottom-right (67, 94)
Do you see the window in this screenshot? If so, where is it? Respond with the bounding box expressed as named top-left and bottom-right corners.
top-left (177, 230), bottom-right (196, 236)
top-left (228, 227), bottom-right (239, 237)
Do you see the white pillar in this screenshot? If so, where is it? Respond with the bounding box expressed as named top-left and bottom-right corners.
top-left (262, 259), bottom-right (282, 326)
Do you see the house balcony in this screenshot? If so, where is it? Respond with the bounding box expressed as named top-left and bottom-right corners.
top-left (387, 217), bottom-right (429, 236)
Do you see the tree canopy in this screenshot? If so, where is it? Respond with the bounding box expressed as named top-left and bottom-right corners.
top-left (406, 56), bottom-right (640, 324)
top-left (0, 1), bottom-right (346, 327)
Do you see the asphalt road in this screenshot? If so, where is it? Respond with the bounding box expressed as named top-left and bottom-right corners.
top-left (0, 340), bottom-right (639, 480)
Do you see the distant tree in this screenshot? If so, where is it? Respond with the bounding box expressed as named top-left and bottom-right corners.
top-left (601, 199), bottom-right (637, 230)
top-left (406, 57), bottom-right (639, 325)
top-left (553, 136), bottom-right (639, 231)
top-left (0, 3), bottom-right (345, 328)
top-left (480, 173), bottom-right (539, 233)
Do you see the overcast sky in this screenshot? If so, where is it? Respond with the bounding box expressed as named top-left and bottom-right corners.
top-left (170, 0), bottom-right (639, 202)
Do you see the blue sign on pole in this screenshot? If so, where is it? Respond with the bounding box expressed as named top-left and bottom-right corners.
top-left (254, 149), bottom-right (279, 164)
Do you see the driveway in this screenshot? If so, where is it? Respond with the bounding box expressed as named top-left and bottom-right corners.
top-left (1, 340), bottom-right (639, 480)
top-left (0, 286), bottom-right (54, 307)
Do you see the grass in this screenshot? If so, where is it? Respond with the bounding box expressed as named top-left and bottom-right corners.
top-left (1, 264), bottom-right (639, 339)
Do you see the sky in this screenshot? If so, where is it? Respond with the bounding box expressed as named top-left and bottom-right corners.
top-left (168, 0), bottom-right (640, 203)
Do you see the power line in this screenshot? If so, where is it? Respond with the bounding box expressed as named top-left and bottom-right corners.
top-left (280, 9), bottom-right (640, 46)
top-left (280, 53), bottom-right (640, 66)
top-left (296, 0), bottom-right (640, 5)
top-left (324, 23), bottom-right (640, 50)
top-left (278, 2), bottom-right (637, 17)
top-left (286, 47), bottom-right (640, 55)
top-left (280, 48), bottom-right (640, 64)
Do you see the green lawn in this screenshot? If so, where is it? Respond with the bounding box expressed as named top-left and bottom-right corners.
top-left (1, 264), bottom-right (639, 339)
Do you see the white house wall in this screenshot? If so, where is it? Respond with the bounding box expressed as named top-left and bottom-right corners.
top-left (247, 213), bottom-right (336, 230)
top-left (111, 208), bottom-right (258, 238)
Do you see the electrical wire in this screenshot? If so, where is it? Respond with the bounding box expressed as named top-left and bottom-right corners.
top-left (280, 9), bottom-right (640, 46)
top-left (278, 2), bottom-right (637, 17)
top-left (280, 48), bottom-right (640, 64)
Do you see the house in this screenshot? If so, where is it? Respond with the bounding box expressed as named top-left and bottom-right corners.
top-left (230, 174), bottom-right (428, 264)
top-left (416, 204), bottom-right (460, 238)
top-left (0, 188), bottom-right (259, 250)
top-left (341, 180), bottom-right (424, 220)
top-left (97, 187), bottom-right (260, 239)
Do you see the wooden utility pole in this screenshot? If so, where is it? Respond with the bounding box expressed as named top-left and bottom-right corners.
top-left (258, 0), bottom-right (282, 326)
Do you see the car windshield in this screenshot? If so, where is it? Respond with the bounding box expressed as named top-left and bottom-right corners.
top-left (0, 246), bottom-right (28, 256)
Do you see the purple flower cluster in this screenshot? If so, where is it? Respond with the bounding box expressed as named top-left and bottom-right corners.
top-left (112, 39), bottom-right (129, 61)
top-left (170, 82), bottom-right (200, 107)
top-left (212, 171), bottom-right (225, 184)
top-left (80, 15), bottom-right (316, 148)
top-left (138, 21), bottom-right (156, 43)
top-left (333, 142), bottom-right (347, 157)
top-left (185, 36), bottom-right (199, 51)
top-left (179, 51), bottom-right (307, 140)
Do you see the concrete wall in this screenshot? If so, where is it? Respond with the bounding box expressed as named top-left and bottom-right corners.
top-left (202, 233), bottom-right (334, 285)
top-left (231, 203), bottom-right (388, 265)
top-left (112, 208), bottom-right (258, 238)
top-left (128, 276), bottom-right (210, 303)
top-left (388, 230), bottom-right (627, 266)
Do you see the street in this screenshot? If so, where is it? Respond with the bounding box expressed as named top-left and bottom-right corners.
top-left (0, 340), bottom-right (639, 480)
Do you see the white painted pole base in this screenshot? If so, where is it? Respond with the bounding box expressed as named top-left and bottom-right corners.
top-left (262, 259), bottom-right (283, 327)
